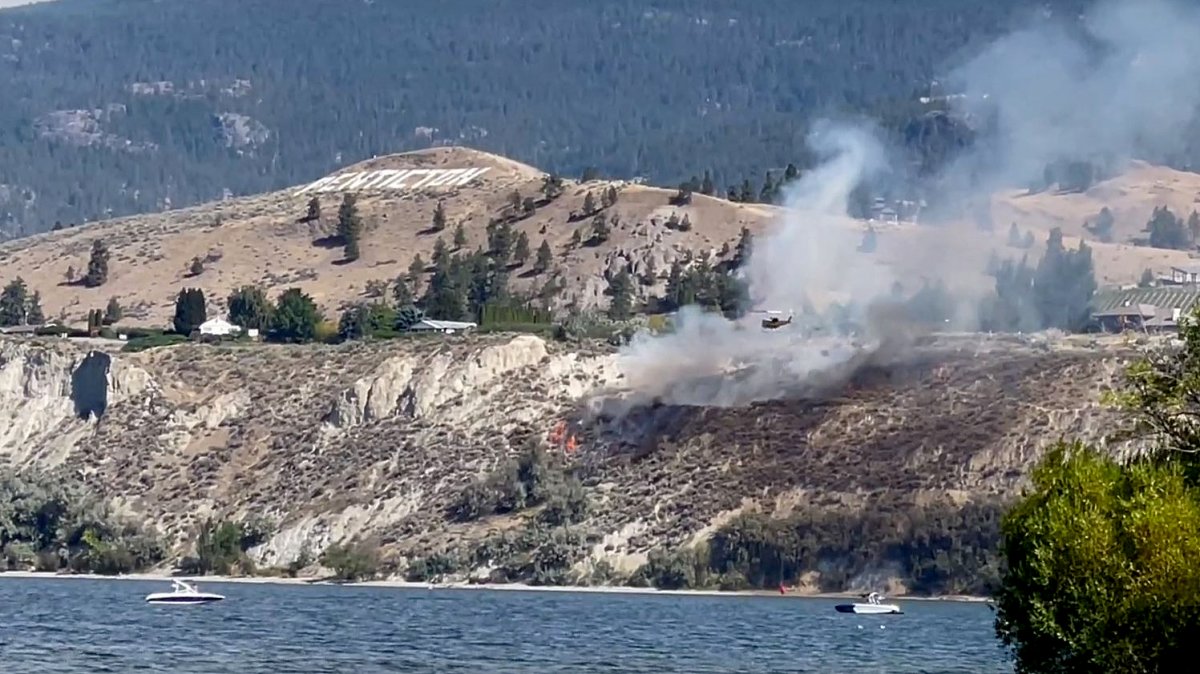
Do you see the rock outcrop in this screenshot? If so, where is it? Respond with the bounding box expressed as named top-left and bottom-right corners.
top-left (0, 331), bottom-right (1137, 582)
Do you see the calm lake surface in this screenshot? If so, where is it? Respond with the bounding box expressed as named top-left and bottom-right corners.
top-left (0, 578), bottom-right (1010, 673)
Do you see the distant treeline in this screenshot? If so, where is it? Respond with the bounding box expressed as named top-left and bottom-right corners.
top-left (0, 0), bottom-right (1121, 237)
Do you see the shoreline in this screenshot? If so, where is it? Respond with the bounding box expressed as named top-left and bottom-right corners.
top-left (0, 571), bottom-right (990, 603)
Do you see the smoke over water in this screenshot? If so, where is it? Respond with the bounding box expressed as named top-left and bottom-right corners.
top-left (606, 0), bottom-right (1200, 411)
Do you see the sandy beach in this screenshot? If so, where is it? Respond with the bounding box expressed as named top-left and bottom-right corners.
top-left (0, 571), bottom-right (990, 603)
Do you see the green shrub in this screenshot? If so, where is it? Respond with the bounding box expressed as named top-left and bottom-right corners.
top-left (319, 541), bottom-right (379, 582)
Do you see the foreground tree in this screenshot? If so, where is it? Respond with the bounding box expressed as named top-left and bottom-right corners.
top-left (994, 311), bottom-right (1200, 672)
top-left (0, 277), bottom-right (29, 326)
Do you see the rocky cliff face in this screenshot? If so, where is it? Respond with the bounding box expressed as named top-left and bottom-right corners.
top-left (0, 332), bottom-right (1137, 584)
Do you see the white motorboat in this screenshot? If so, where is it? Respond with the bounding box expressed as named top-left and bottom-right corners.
top-left (145, 579), bottom-right (225, 605)
top-left (834, 592), bottom-right (902, 615)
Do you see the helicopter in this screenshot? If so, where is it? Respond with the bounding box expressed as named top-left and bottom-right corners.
top-left (749, 309), bottom-right (794, 330)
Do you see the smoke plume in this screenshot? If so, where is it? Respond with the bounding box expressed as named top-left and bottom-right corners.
top-left (607, 0), bottom-right (1200, 411)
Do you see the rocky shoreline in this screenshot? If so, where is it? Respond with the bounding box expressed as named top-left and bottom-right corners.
top-left (0, 571), bottom-right (990, 603)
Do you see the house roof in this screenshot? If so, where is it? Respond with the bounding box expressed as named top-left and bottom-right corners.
top-left (1091, 287), bottom-right (1200, 315)
top-left (411, 319), bottom-right (478, 330)
top-left (1092, 303), bottom-right (1157, 319)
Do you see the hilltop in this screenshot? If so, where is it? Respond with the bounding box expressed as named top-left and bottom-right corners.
top-left (2, 147), bottom-right (1199, 328)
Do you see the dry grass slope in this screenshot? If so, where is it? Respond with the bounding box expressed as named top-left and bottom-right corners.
top-left (3, 148), bottom-right (1199, 329)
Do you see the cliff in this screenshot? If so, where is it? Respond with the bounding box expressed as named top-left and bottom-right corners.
top-left (0, 330), bottom-right (1139, 589)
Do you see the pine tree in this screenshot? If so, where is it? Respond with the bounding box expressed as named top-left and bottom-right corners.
top-left (534, 239), bottom-right (553, 274)
top-left (678, 214), bottom-right (692, 232)
top-left (1007, 223), bottom-right (1023, 248)
top-left (738, 179), bottom-right (754, 203)
top-left (607, 269), bottom-right (634, 320)
top-left (582, 191), bottom-right (597, 215)
top-left (104, 297), bottom-right (123, 325)
top-left (580, 166), bottom-right (600, 182)
top-left (1139, 268), bottom-right (1155, 288)
top-left (541, 174), bottom-right (564, 199)
top-left (337, 193), bottom-right (364, 261)
top-left (432, 237), bottom-right (450, 268)
top-left (408, 253), bottom-right (426, 280)
top-left (305, 196), bottom-right (321, 222)
top-left (227, 285), bottom-right (274, 330)
top-left (0, 277), bottom-right (29, 326)
top-left (431, 200), bottom-right (447, 232)
top-left (84, 239), bottom-right (110, 287)
top-left (759, 172), bottom-right (775, 204)
top-left (172, 288), bottom-right (207, 335)
top-left (734, 226), bottom-right (753, 267)
top-left (189, 256), bottom-right (205, 276)
top-left (605, 185), bottom-right (618, 206)
top-left (453, 222), bottom-right (467, 248)
top-left (784, 163), bottom-right (800, 183)
top-left (700, 171), bottom-right (715, 196)
top-left (271, 288), bottom-right (323, 343)
top-left (393, 275), bottom-right (415, 307)
top-left (590, 213), bottom-right (610, 244)
top-left (513, 231), bottom-right (531, 266)
top-left (508, 190), bottom-right (522, 212)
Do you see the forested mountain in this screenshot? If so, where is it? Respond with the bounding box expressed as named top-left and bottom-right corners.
top-left (0, 0), bottom-right (1108, 237)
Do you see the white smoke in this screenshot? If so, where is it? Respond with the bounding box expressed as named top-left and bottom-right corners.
top-left (614, 122), bottom-right (910, 408)
top-left (607, 0), bottom-right (1200, 410)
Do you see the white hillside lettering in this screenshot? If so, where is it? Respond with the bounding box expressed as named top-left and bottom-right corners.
top-left (294, 167), bottom-right (491, 195)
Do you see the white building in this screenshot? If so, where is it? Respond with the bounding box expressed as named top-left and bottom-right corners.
top-left (408, 319), bottom-right (477, 334)
top-left (198, 318), bottom-right (241, 337)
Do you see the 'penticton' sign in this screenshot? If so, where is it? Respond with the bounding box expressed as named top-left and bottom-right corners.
top-left (294, 167), bottom-right (492, 196)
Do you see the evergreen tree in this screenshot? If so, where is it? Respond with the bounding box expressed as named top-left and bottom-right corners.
top-left (337, 192), bottom-right (364, 261)
top-left (432, 200), bottom-right (447, 232)
top-left (734, 226), bottom-right (753, 267)
top-left (534, 239), bottom-right (553, 275)
top-left (738, 179), bottom-right (754, 204)
top-left (227, 285), bottom-right (274, 331)
top-left (1139, 268), bottom-right (1155, 288)
top-left (487, 221), bottom-right (514, 267)
top-left (513, 231), bottom-right (531, 266)
top-left (1147, 206), bottom-right (1189, 250)
top-left (1007, 222), bottom-right (1022, 248)
top-left (582, 191), bottom-right (597, 215)
top-left (84, 239), bottom-right (110, 288)
top-left (408, 253), bottom-right (426, 282)
top-left (784, 163), bottom-right (800, 182)
top-left (580, 166), bottom-right (599, 182)
top-left (453, 222), bottom-right (467, 248)
top-left (188, 256), bottom-right (205, 276)
top-left (172, 288), bottom-right (207, 335)
top-left (605, 185), bottom-right (618, 206)
top-left (1086, 206), bottom-right (1115, 242)
top-left (432, 237), bottom-right (450, 268)
top-left (25, 292), bottom-right (44, 325)
top-left (104, 297), bottom-right (123, 324)
top-left (271, 288), bottom-right (322, 342)
top-left (395, 305), bottom-right (424, 331)
top-left (672, 182), bottom-right (693, 206)
top-left (700, 171), bottom-right (715, 196)
top-left (392, 275), bottom-right (415, 307)
top-left (338, 303), bottom-right (370, 341)
top-left (590, 214), bottom-right (610, 244)
top-left (607, 269), bottom-right (634, 320)
top-left (1189, 211), bottom-right (1200, 244)
top-left (0, 277), bottom-right (29, 326)
top-left (508, 190), bottom-right (522, 212)
top-left (678, 214), bottom-right (692, 232)
top-left (759, 172), bottom-right (776, 204)
top-left (305, 196), bottom-right (321, 222)
top-left (541, 174), bottom-right (564, 200)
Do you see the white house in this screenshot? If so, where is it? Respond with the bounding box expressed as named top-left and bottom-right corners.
top-left (408, 319), bottom-right (477, 334)
top-left (198, 318), bottom-right (241, 337)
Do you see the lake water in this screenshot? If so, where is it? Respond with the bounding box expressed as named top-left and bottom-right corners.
top-left (0, 578), bottom-right (1010, 673)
